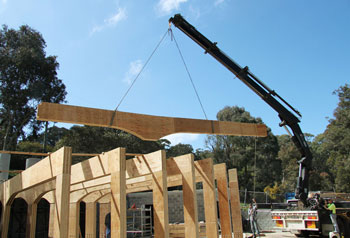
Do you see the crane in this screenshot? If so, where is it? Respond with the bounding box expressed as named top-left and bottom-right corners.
top-left (169, 14), bottom-right (313, 206)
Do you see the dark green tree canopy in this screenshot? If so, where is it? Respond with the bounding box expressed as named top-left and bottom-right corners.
top-left (206, 106), bottom-right (281, 191)
top-left (318, 84), bottom-right (350, 192)
top-left (309, 134), bottom-right (334, 192)
top-left (0, 25), bottom-right (66, 150)
top-left (166, 143), bottom-right (194, 158)
top-left (276, 134), bottom-right (299, 192)
top-left (54, 126), bottom-right (168, 164)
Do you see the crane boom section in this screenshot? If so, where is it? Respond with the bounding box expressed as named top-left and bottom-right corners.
top-left (169, 14), bottom-right (313, 205)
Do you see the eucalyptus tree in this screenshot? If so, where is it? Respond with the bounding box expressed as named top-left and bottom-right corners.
top-left (0, 25), bottom-right (66, 150)
top-left (319, 84), bottom-right (350, 192)
top-left (206, 106), bottom-right (281, 191)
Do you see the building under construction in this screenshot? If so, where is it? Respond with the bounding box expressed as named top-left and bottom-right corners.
top-left (0, 102), bottom-right (268, 238)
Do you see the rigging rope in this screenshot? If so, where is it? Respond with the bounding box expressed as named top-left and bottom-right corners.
top-left (253, 136), bottom-right (257, 195)
top-left (169, 28), bottom-right (208, 120)
top-left (111, 27), bottom-right (209, 125)
top-left (110, 29), bottom-right (169, 125)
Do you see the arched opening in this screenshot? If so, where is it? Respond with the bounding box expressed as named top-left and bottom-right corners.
top-left (97, 197), bottom-right (111, 238)
top-left (79, 201), bottom-right (86, 237)
top-left (97, 202), bottom-right (110, 238)
top-left (8, 198), bottom-right (27, 238)
top-left (35, 198), bottom-right (50, 238)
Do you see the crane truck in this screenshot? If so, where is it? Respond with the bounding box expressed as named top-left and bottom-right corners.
top-left (169, 14), bottom-right (350, 238)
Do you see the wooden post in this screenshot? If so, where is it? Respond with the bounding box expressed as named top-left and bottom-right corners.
top-left (99, 202), bottom-right (110, 238)
top-left (109, 148), bottom-right (126, 238)
top-left (68, 202), bottom-right (80, 238)
top-left (151, 151), bottom-right (169, 238)
top-left (214, 164), bottom-right (232, 238)
top-left (26, 202), bottom-right (38, 238)
top-left (53, 147), bottom-right (72, 238)
top-left (195, 159), bottom-right (218, 238)
top-left (85, 202), bottom-right (97, 238)
top-left (228, 169), bottom-right (243, 238)
top-left (48, 202), bottom-right (55, 238)
top-left (176, 154), bottom-right (199, 238)
top-left (0, 204), bottom-right (11, 238)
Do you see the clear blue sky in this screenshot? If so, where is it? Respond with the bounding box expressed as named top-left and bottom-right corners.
top-left (1, 0), bottom-right (349, 149)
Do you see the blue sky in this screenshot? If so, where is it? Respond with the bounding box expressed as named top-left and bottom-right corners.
top-left (1, 0), bottom-right (349, 149)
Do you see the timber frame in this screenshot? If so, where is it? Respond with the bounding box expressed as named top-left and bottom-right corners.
top-left (0, 147), bottom-right (243, 238)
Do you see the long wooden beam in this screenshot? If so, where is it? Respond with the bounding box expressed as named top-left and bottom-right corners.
top-left (37, 102), bottom-right (267, 141)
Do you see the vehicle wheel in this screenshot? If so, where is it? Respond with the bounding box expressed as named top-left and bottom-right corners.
top-left (343, 218), bottom-right (350, 238)
top-left (337, 218), bottom-right (346, 237)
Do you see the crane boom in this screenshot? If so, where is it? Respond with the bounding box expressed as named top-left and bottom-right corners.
top-left (169, 14), bottom-right (312, 206)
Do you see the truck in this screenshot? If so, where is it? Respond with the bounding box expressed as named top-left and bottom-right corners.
top-left (272, 192), bottom-right (350, 237)
top-left (168, 14), bottom-right (350, 237)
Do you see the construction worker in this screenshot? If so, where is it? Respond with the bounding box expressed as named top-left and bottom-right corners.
top-left (248, 201), bottom-right (260, 238)
top-left (105, 213), bottom-right (111, 238)
top-left (326, 199), bottom-right (339, 234)
top-left (252, 198), bottom-right (258, 213)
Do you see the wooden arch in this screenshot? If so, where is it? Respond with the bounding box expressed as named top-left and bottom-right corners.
top-left (0, 146), bottom-right (243, 238)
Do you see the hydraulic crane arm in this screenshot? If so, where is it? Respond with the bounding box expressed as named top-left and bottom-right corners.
top-left (169, 14), bottom-right (312, 206)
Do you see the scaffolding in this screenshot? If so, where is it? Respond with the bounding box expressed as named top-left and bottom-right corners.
top-left (127, 206), bottom-right (152, 237)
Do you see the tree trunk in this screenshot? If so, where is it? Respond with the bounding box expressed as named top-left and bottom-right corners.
top-left (2, 122), bottom-right (11, 151)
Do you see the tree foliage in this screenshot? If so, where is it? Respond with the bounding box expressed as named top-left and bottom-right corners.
top-left (205, 106), bottom-right (281, 191)
top-left (264, 182), bottom-right (282, 200)
top-left (54, 126), bottom-right (168, 164)
top-left (276, 134), bottom-right (299, 193)
top-left (316, 84), bottom-right (350, 192)
top-left (0, 25), bottom-right (66, 150)
top-left (166, 143), bottom-right (194, 158)
top-left (308, 133), bottom-right (334, 191)
top-left (17, 141), bottom-right (52, 153)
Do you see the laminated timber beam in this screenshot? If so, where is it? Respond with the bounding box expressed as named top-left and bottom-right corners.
top-left (37, 102), bottom-right (267, 141)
